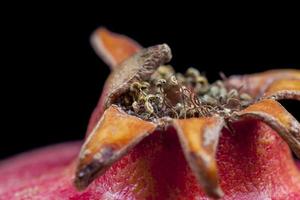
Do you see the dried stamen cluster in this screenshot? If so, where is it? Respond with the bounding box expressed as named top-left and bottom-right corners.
top-left (117, 66), bottom-right (253, 121)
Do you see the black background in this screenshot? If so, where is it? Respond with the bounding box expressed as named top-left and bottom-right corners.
top-left (2, 7), bottom-right (300, 159)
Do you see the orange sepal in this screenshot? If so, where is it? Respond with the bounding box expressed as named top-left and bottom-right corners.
top-left (173, 117), bottom-right (224, 198)
top-left (263, 79), bottom-right (300, 100)
top-left (232, 99), bottom-right (300, 158)
top-left (91, 27), bottom-right (142, 69)
top-left (226, 69), bottom-right (300, 98)
top-left (74, 105), bottom-right (156, 190)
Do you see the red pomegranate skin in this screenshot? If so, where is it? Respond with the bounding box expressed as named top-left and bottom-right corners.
top-left (0, 119), bottom-right (300, 199)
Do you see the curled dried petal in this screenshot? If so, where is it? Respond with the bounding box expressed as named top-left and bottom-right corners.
top-left (172, 117), bottom-right (224, 198)
top-left (232, 99), bottom-right (300, 158)
top-left (103, 44), bottom-right (172, 108)
top-left (74, 105), bottom-right (156, 190)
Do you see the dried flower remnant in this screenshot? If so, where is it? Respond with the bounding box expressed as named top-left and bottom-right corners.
top-left (73, 28), bottom-right (300, 199)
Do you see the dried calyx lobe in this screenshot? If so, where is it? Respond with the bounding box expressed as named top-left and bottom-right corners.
top-left (107, 44), bottom-right (253, 122)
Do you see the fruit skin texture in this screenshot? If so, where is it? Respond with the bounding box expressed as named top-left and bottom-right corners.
top-left (1, 119), bottom-right (300, 199)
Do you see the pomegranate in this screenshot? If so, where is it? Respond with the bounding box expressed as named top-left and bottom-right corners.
top-left (1, 28), bottom-right (300, 200)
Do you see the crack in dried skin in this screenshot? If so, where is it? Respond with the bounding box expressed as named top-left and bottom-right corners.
top-left (116, 66), bottom-right (254, 122)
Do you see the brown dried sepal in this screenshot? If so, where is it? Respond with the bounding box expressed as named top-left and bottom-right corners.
top-left (102, 44), bottom-right (172, 108)
top-left (263, 79), bottom-right (300, 101)
top-left (74, 105), bottom-right (156, 190)
top-left (232, 99), bottom-right (300, 158)
top-left (172, 117), bottom-right (224, 198)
